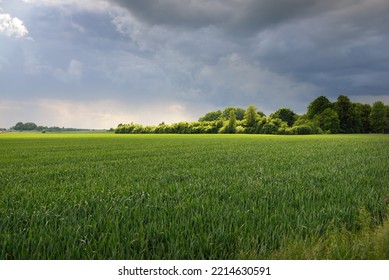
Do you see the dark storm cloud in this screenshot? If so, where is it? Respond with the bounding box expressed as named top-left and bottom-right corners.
top-left (111, 0), bottom-right (355, 31)
top-left (251, 0), bottom-right (389, 98)
top-left (111, 0), bottom-right (234, 28)
top-left (111, 0), bottom-right (389, 102)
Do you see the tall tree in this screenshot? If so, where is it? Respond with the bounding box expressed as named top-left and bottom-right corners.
top-left (225, 109), bottom-right (237, 133)
top-left (334, 95), bottom-right (355, 133)
top-left (307, 96), bottom-right (332, 119)
top-left (317, 108), bottom-right (340, 133)
top-left (369, 101), bottom-right (387, 133)
top-left (353, 103), bottom-right (371, 133)
top-left (222, 107), bottom-right (245, 120)
top-left (270, 108), bottom-right (296, 127)
top-left (244, 105), bottom-right (258, 127)
top-left (386, 105), bottom-right (389, 133)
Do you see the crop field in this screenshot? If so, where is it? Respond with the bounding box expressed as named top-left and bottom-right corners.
top-left (0, 133), bottom-right (388, 259)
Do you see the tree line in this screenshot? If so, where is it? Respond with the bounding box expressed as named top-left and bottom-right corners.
top-left (116, 95), bottom-right (389, 135)
top-left (9, 122), bottom-right (100, 132)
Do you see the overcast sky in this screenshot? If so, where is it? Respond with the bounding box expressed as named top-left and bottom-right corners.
top-left (1, 0), bottom-right (388, 128)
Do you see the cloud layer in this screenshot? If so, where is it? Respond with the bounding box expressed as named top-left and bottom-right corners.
top-left (1, 0), bottom-right (388, 128)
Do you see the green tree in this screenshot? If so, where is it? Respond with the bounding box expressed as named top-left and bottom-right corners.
top-left (222, 107), bottom-right (245, 121)
top-left (255, 116), bottom-right (267, 133)
top-left (260, 118), bottom-right (286, 134)
top-left (270, 108), bottom-right (296, 127)
top-left (257, 111), bottom-right (266, 118)
top-left (353, 103), bottom-right (371, 133)
top-left (291, 124), bottom-right (314, 135)
top-left (317, 108), bottom-right (340, 133)
top-left (198, 110), bottom-right (222, 122)
top-left (369, 101), bottom-right (387, 133)
top-left (14, 122), bottom-right (24, 130)
top-left (244, 104), bottom-right (258, 128)
top-left (293, 115), bottom-right (322, 134)
top-left (24, 122), bottom-right (38, 130)
top-left (225, 109), bottom-right (237, 133)
top-left (386, 105), bottom-right (389, 133)
top-left (307, 96), bottom-right (332, 119)
top-left (13, 122), bottom-right (38, 131)
top-left (334, 95), bottom-right (355, 133)
top-left (216, 119), bottom-right (224, 130)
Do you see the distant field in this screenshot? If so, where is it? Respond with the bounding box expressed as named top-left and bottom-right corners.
top-left (0, 133), bottom-right (388, 259)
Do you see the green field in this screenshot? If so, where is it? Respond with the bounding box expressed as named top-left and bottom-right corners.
top-left (1, 133), bottom-right (388, 259)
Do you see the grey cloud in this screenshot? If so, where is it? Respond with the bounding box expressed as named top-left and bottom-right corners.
top-left (111, 0), bottom-right (234, 28)
top-left (237, 0), bottom-right (389, 98)
top-left (111, 0), bottom-right (358, 32)
top-left (192, 53), bottom-right (319, 112)
top-left (111, 0), bottom-right (389, 100)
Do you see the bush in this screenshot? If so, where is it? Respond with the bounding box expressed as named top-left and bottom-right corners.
top-left (277, 124), bottom-right (292, 135)
top-left (291, 125), bottom-right (313, 135)
top-left (236, 126), bottom-right (245, 134)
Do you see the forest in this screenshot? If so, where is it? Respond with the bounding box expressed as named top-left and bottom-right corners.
top-left (115, 95), bottom-right (389, 135)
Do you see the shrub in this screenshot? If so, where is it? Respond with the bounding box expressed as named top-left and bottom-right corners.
top-left (291, 125), bottom-right (313, 135)
top-left (236, 126), bottom-right (245, 134)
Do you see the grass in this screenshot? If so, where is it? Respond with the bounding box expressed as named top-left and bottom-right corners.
top-left (271, 207), bottom-right (389, 259)
top-left (0, 133), bottom-right (388, 259)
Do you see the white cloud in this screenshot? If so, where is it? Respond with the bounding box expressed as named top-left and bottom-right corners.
top-left (0, 13), bottom-right (28, 37)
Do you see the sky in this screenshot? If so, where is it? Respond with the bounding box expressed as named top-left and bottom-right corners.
top-left (1, 0), bottom-right (389, 129)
